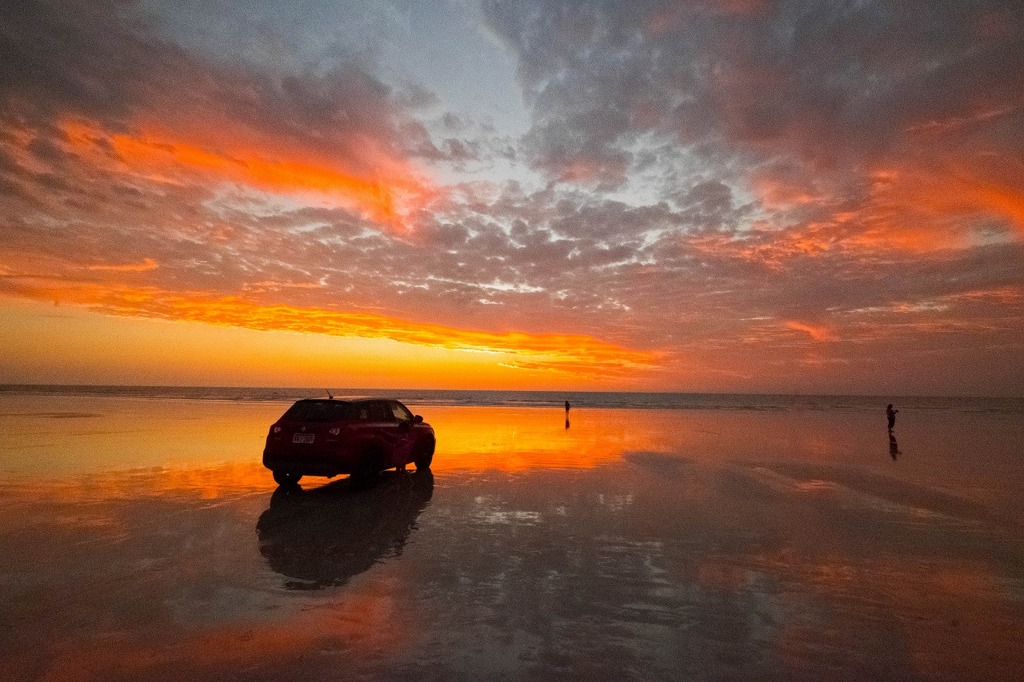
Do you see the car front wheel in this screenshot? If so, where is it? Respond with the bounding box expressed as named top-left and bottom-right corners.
top-left (414, 439), bottom-right (435, 471)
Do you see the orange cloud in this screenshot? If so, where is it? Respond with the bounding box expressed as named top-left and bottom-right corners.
top-left (7, 279), bottom-right (660, 379)
top-left (854, 157), bottom-right (1024, 251)
top-left (750, 173), bottom-right (821, 210)
top-left (785, 320), bottom-right (835, 342)
top-left (942, 285), bottom-right (1024, 305)
top-left (87, 258), bottom-right (159, 272)
top-left (59, 119), bottom-right (437, 231)
top-left (736, 145), bottom-right (1023, 261)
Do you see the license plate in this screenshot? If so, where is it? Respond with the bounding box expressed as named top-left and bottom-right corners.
top-left (292, 433), bottom-right (315, 444)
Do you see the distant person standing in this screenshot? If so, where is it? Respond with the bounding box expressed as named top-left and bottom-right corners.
top-left (886, 403), bottom-right (898, 431)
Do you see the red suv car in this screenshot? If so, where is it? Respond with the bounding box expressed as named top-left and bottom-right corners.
top-left (263, 398), bottom-right (435, 486)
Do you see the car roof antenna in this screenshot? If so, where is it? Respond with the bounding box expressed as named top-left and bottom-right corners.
top-left (325, 389), bottom-right (334, 400)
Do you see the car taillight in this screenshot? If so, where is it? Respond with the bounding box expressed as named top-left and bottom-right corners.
top-left (328, 427), bottom-right (341, 435)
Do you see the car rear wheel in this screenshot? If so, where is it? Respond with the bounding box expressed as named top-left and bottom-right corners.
top-left (272, 470), bottom-right (302, 487)
top-left (414, 439), bottom-right (435, 471)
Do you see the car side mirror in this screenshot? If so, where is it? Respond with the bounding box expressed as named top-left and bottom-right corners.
top-left (414, 415), bottom-right (423, 424)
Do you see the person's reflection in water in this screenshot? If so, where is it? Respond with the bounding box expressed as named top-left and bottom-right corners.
top-left (889, 432), bottom-right (901, 460)
top-left (565, 417), bottom-right (570, 430)
top-left (256, 470), bottom-right (434, 590)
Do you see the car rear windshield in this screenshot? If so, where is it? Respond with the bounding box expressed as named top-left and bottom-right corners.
top-left (281, 401), bottom-right (357, 423)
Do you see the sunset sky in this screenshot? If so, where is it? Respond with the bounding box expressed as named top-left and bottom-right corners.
top-left (1, 0), bottom-right (1022, 395)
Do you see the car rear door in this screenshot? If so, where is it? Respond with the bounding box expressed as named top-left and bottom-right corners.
top-left (363, 400), bottom-right (401, 468)
top-left (386, 401), bottom-right (418, 464)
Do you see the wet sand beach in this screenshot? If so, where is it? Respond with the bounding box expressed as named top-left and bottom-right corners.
top-left (2, 395), bottom-right (1024, 680)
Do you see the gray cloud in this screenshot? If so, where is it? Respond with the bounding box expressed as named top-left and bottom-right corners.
top-left (481, 0), bottom-right (1024, 192)
top-left (0, 0), bottom-right (442, 174)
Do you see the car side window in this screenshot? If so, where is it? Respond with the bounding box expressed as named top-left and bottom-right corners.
top-left (390, 401), bottom-right (413, 422)
top-left (367, 401), bottom-right (389, 422)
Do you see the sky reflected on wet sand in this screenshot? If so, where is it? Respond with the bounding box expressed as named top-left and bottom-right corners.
top-left (1, 397), bottom-right (1023, 680)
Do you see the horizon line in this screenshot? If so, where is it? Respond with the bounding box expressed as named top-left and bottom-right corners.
top-left (0, 383), bottom-right (1019, 401)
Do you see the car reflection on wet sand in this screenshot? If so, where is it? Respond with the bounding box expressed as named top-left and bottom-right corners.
top-left (257, 471), bottom-right (434, 590)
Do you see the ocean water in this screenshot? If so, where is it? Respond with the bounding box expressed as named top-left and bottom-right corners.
top-left (2, 383), bottom-right (1021, 413)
